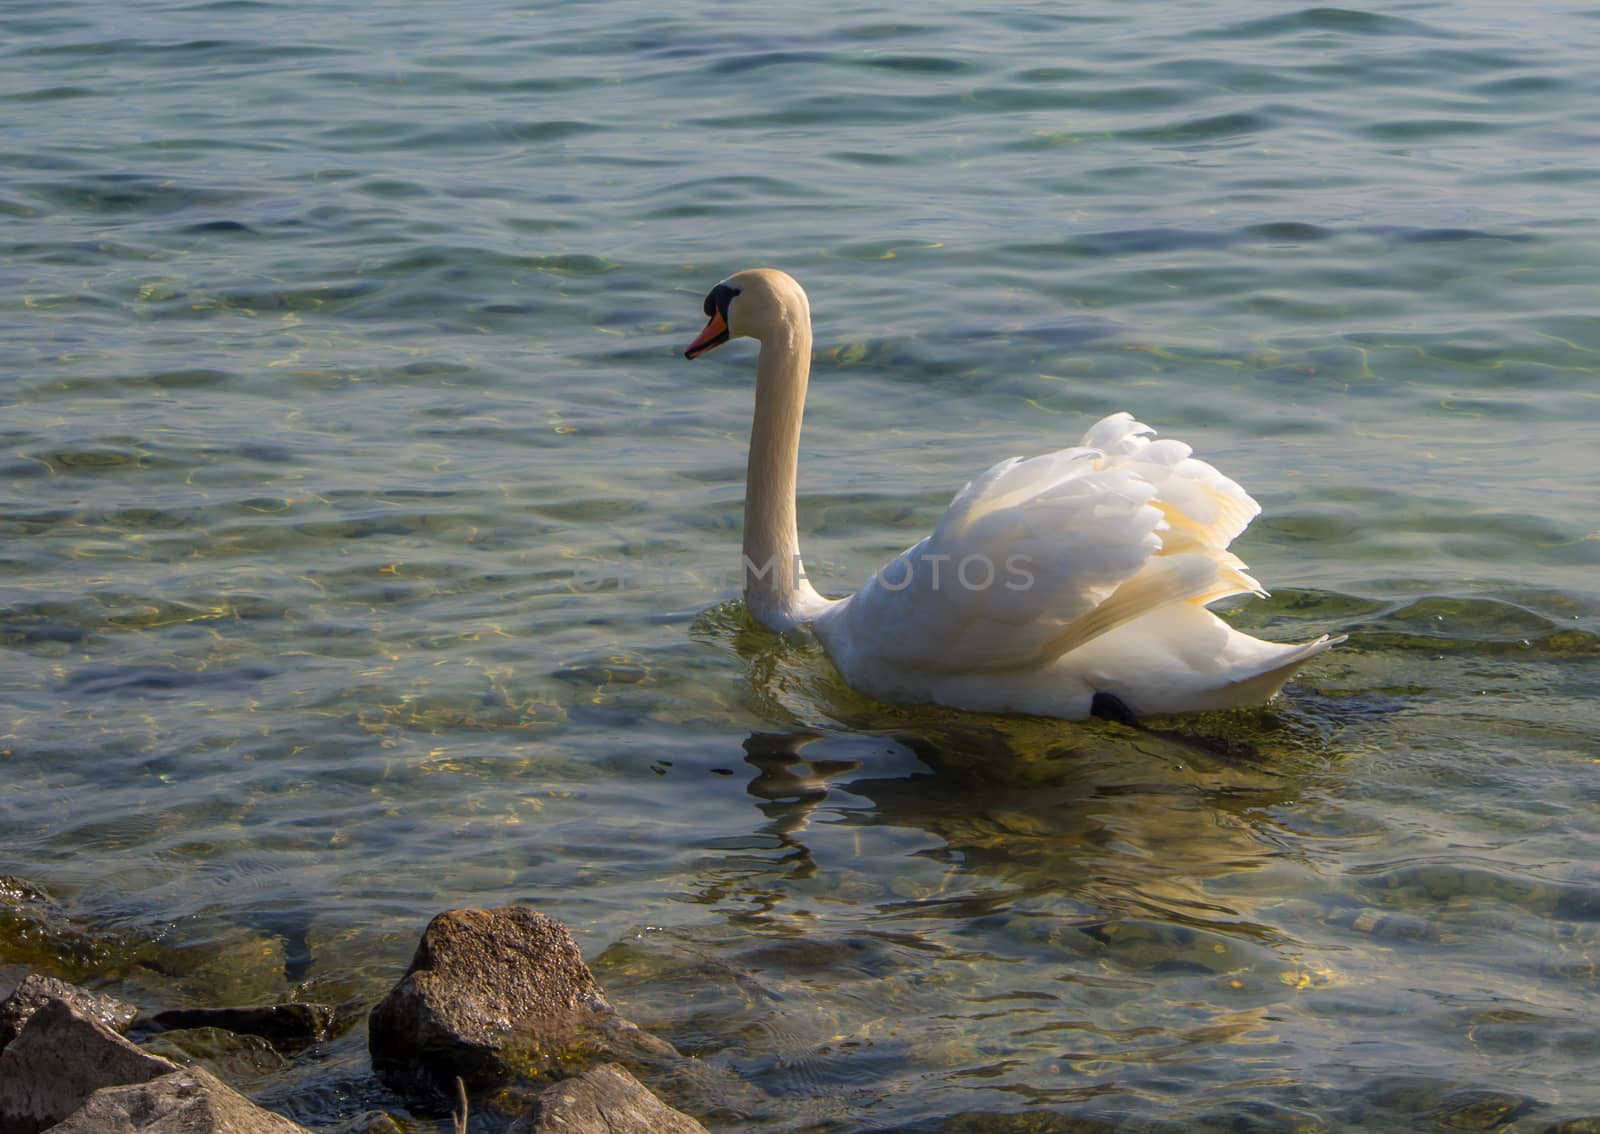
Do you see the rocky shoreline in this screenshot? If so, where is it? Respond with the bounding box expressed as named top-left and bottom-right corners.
top-left (9, 873), bottom-right (1597, 1133)
top-left (0, 900), bottom-right (709, 1134)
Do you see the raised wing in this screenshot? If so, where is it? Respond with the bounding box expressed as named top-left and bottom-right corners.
top-left (814, 413), bottom-right (1265, 677)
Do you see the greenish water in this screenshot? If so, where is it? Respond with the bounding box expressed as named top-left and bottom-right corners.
top-left (4, 1), bottom-right (1600, 1130)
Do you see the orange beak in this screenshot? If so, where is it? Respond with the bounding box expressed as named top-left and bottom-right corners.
top-left (684, 310), bottom-right (730, 359)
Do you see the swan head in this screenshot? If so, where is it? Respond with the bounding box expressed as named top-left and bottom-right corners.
top-left (684, 269), bottom-right (809, 359)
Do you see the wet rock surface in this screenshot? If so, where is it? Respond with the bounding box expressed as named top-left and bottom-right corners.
top-left (507, 1063), bottom-right (710, 1134)
top-left (144, 1003), bottom-right (336, 1052)
top-left (0, 971), bottom-right (138, 1052)
top-left (47, 1066), bottom-right (316, 1134)
top-left (368, 906), bottom-right (679, 1100)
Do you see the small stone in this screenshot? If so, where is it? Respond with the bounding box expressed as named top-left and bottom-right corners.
top-left (1428, 1088), bottom-right (1535, 1130)
top-left (319, 1112), bottom-right (410, 1134)
top-left (0, 972), bottom-right (139, 1052)
top-left (508, 1064), bottom-right (708, 1134)
top-left (1544, 1118), bottom-right (1600, 1134)
top-left (136, 281), bottom-right (181, 302)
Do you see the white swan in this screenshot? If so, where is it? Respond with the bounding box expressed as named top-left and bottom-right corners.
top-left (684, 268), bottom-right (1339, 720)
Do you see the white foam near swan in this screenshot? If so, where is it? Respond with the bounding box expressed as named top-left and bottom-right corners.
top-left (684, 268), bottom-right (1340, 720)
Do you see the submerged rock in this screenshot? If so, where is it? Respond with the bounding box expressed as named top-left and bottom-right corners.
top-left (140, 1025), bottom-right (288, 1087)
top-left (930, 1114), bottom-right (1126, 1134)
top-left (320, 1112), bottom-right (412, 1134)
top-left (0, 878), bottom-right (50, 905)
top-left (369, 907), bottom-right (678, 1100)
top-left (0, 971), bottom-right (139, 1052)
top-left (1427, 1088), bottom-right (1536, 1130)
top-left (508, 1064), bottom-right (709, 1134)
top-left (48, 1066), bottom-right (315, 1134)
top-left (0, 996), bottom-right (177, 1134)
top-left (0, 879), bottom-right (120, 986)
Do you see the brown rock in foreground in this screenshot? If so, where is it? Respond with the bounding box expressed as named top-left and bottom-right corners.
top-left (508, 1063), bottom-right (710, 1134)
top-left (0, 971), bottom-right (139, 1052)
top-left (47, 1066), bottom-right (316, 1134)
top-left (0, 997), bottom-right (176, 1134)
top-left (368, 907), bottom-right (678, 1100)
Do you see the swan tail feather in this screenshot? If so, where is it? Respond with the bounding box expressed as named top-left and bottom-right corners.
top-left (1219, 634), bottom-right (1345, 705)
top-left (1038, 552), bottom-right (1259, 662)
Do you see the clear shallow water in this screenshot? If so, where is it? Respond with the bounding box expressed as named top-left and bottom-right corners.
top-left (3, 0), bottom-right (1600, 1130)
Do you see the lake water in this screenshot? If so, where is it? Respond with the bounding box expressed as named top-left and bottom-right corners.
top-left (4, 0), bottom-right (1600, 1130)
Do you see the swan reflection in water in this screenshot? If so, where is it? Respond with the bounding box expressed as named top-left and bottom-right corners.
top-left (730, 717), bottom-right (1327, 934)
top-left (606, 721), bottom-right (1350, 1124)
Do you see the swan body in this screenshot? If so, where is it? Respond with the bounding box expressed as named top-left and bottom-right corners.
top-left (684, 268), bottom-right (1338, 720)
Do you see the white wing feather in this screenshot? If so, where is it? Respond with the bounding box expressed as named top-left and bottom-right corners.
top-left (814, 413), bottom-right (1268, 681)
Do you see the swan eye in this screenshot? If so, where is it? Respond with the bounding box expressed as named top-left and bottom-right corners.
top-left (703, 282), bottom-right (741, 319)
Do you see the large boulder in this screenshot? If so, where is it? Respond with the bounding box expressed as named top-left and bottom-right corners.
top-left (0, 971), bottom-right (138, 1052)
top-left (0, 996), bottom-right (176, 1134)
top-left (48, 1066), bottom-right (315, 1134)
top-left (508, 1064), bottom-right (709, 1134)
top-left (368, 907), bottom-right (677, 1100)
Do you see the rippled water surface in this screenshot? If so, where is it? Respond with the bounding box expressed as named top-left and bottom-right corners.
top-left (4, 1), bottom-right (1600, 1130)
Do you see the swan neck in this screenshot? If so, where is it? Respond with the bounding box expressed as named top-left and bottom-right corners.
top-left (744, 312), bottom-right (825, 631)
